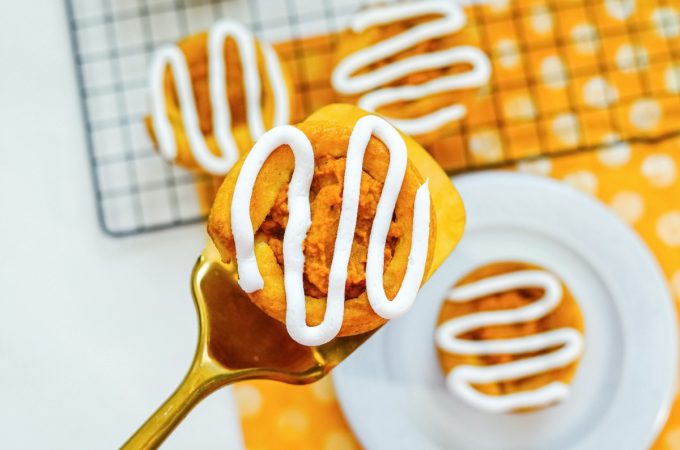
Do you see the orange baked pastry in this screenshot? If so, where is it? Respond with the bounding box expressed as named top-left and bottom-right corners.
top-left (208, 104), bottom-right (465, 346)
top-left (331, 1), bottom-right (491, 149)
top-left (435, 261), bottom-right (585, 413)
top-left (146, 19), bottom-right (295, 175)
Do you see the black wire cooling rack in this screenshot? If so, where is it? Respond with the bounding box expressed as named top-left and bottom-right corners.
top-left (65, 0), bottom-right (680, 237)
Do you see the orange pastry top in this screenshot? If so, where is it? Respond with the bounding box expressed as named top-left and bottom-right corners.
top-left (146, 20), bottom-right (295, 175)
top-left (435, 261), bottom-right (585, 413)
top-left (332, 1), bottom-right (490, 147)
top-left (209, 104), bottom-right (465, 345)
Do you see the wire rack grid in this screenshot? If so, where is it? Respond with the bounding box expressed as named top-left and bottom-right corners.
top-left (65, 0), bottom-right (680, 237)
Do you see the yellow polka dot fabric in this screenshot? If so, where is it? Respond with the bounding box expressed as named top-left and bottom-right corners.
top-left (232, 1), bottom-right (680, 448)
top-left (236, 378), bottom-right (361, 450)
top-left (421, 0), bottom-right (680, 172)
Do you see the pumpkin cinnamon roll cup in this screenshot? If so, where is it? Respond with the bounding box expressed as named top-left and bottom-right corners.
top-left (435, 261), bottom-right (585, 413)
top-left (146, 19), bottom-right (295, 176)
top-left (331, 1), bottom-right (491, 149)
top-left (208, 104), bottom-right (465, 345)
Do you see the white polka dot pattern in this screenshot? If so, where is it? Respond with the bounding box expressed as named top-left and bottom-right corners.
top-left (598, 134), bottom-right (631, 167)
top-left (276, 408), bottom-right (309, 435)
top-left (605, 0), bottom-right (636, 20)
top-left (469, 129), bottom-right (503, 163)
top-left (571, 24), bottom-right (600, 54)
top-left (652, 7), bottom-right (680, 38)
top-left (233, 385), bottom-right (263, 417)
top-left (530, 5), bottom-right (553, 34)
top-left (616, 44), bottom-right (649, 73)
top-left (629, 99), bottom-right (661, 131)
top-left (563, 170), bottom-right (598, 194)
top-left (583, 77), bottom-right (618, 109)
top-left (541, 56), bottom-right (568, 89)
top-left (504, 95), bottom-right (537, 120)
top-left (517, 158), bottom-right (552, 176)
top-left (657, 212), bottom-right (680, 247)
top-left (496, 39), bottom-right (520, 68)
top-left (611, 191), bottom-right (644, 224)
top-left (642, 154), bottom-right (677, 188)
top-left (552, 113), bottom-right (580, 146)
top-left (665, 65), bottom-right (680, 94)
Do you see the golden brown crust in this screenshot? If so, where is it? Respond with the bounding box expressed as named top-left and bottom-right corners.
top-left (145, 31), bottom-right (296, 173)
top-left (435, 261), bottom-right (585, 412)
top-left (333, 12), bottom-right (481, 147)
top-left (208, 108), bottom-right (437, 337)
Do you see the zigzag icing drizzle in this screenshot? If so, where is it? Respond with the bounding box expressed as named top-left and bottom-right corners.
top-left (150, 19), bottom-right (289, 175)
top-left (435, 270), bottom-right (584, 413)
top-left (231, 115), bottom-right (431, 346)
top-left (332, 1), bottom-right (491, 135)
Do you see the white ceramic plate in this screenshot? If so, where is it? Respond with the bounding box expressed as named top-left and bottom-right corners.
top-left (334, 172), bottom-right (677, 450)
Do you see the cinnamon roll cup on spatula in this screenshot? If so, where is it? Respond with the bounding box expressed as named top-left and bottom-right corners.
top-left (208, 104), bottom-right (465, 346)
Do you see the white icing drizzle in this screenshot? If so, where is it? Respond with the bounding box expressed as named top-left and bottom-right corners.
top-left (230, 115), bottom-right (431, 346)
top-left (149, 19), bottom-right (289, 175)
top-left (435, 270), bottom-right (584, 413)
top-left (331, 1), bottom-right (491, 135)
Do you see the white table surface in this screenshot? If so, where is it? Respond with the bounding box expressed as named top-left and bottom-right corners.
top-left (0, 1), bottom-right (244, 448)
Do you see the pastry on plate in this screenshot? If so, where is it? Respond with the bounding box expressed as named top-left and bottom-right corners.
top-left (208, 104), bottom-right (465, 346)
top-left (435, 261), bottom-right (585, 413)
top-left (331, 1), bottom-right (491, 148)
top-left (147, 19), bottom-right (294, 175)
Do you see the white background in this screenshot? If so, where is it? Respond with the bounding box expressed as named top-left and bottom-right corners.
top-left (0, 1), bottom-right (244, 448)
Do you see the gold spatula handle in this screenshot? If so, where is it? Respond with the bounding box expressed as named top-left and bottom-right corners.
top-left (121, 359), bottom-right (241, 450)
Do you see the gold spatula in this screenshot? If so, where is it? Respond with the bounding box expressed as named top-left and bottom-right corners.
top-left (121, 242), bottom-right (375, 449)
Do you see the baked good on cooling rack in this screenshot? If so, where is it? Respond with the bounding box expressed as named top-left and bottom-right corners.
top-left (208, 104), bottom-right (465, 346)
top-left (146, 19), bottom-right (295, 175)
top-left (435, 261), bottom-right (585, 413)
top-left (331, 1), bottom-right (491, 148)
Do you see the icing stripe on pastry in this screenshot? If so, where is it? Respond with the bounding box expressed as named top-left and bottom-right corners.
top-left (231, 115), bottom-right (431, 346)
top-left (435, 270), bottom-right (584, 413)
top-left (149, 19), bottom-right (289, 175)
top-left (331, 1), bottom-right (491, 135)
